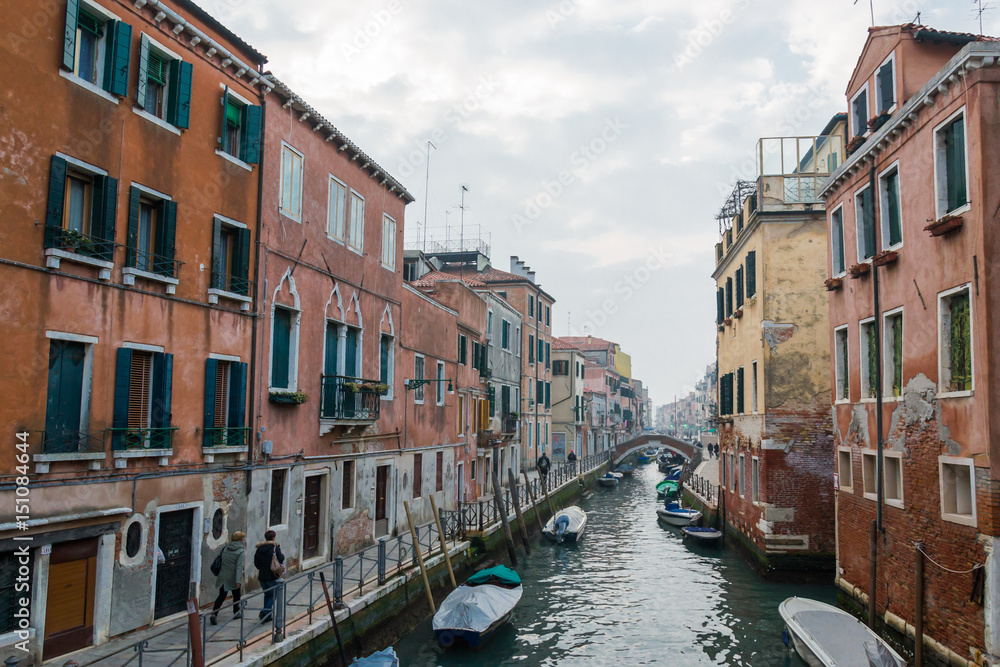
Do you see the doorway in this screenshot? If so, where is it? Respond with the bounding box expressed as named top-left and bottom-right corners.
top-left (303, 475), bottom-right (323, 560)
top-left (155, 509), bottom-right (194, 619)
top-left (374, 464), bottom-right (390, 537)
top-left (43, 538), bottom-right (97, 660)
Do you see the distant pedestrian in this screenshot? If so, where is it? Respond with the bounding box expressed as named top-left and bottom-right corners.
top-left (210, 531), bottom-right (245, 625)
top-left (567, 450), bottom-right (578, 474)
top-left (254, 530), bottom-right (285, 621)
top-left (536, 451), bottom-right (551, 481)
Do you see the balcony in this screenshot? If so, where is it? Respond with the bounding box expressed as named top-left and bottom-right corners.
top-left (109, 426), bottom-right (177, 468)
top-left (502, 412), bottom-right (519, 435)
top-left (321, 376), bottom-right (382, 429)
top-left (202, 426), bottom-right (250, 462)
top-left (32, 430), bottom-right (106, 473)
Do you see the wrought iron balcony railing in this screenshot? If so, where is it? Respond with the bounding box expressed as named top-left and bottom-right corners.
top-left (38, 430), bottom-right (106, 454)
top-left (203, 426), bottom-right (251, 448)
top-left (321, 375), bottom-right (382, 421)
top-left (44, 227), bottom-right (115, 262)
top-left (109, 426), bottom-right (178, 450)
top-left (211, 270), bottom-right (253, 296)
top-left (502, 412), bottom-right (519, 434)
top-left (128, 247), bottom-right (182, 278)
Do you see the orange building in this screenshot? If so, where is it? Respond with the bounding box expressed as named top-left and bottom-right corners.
top-left (0, 0), bottom-right (267, 659)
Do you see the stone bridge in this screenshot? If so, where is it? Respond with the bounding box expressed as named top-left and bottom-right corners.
top-left (609, 434), bottom-right (699, 466)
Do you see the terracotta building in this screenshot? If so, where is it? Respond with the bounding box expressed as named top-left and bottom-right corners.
top-left (712, 116), bottom-right (846, 576)
top-left (0, 0), bottom-right (268, 659)
top-left (821, 25), bottom-right (1000, 664)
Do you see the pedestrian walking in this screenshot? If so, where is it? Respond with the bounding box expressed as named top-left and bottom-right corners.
top-left (567, 449), bottom-right (578, 475)
top-left (254, 530), bottom-right (285, 621)
top-left (536, 450), bottom-right (551, 481)
top-left (210, 531), bottom-right (245, 625)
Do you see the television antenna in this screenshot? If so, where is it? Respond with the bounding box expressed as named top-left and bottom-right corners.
top-left (854, 0), bottom-right (874, 27)
top-left (974, 0), bottom-right (993, 35)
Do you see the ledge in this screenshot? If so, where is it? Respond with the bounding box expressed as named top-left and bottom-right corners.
top-left (132, 106), bottom-right (182, 135)
top-left (202, 445), bottom-right (246, 463)
top-left (215, 148), bottom-right (253, 172)
top-left (123, 267), bottom-right (178, 294)
top-left (59, 69), bottom-right (119, 105)
top-left (33, 451), bottom-right (105, 473)
top-left (113, 448), bottom-right (171, 468)
top-left (45, 248), bottom-right (113, 280)
top-left (208, 287), bottom-right (252, 311)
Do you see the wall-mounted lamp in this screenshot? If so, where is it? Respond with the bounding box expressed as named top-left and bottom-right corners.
top-left (404, 378), bottom-right (453, 392)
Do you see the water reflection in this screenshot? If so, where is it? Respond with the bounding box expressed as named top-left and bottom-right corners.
top-left (394, 465), bottom-right (834, 666)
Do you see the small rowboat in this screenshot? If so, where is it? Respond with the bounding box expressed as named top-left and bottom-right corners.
top-left (598, 472), bottom-right (622, 487)
top-left (656, 479), bottom-right (679, 498)
top-left (680, 526), bottom-right (722, 545)
top-left (433, 566), bottom-right (522, 649)
top-left (614, 464), bottom-right (635, 476)
top-left (656, 501), bottom-right (702, 527)
top-left (636, 454), bottom-right (653, 464)
top-left (779, 597), bottom-right (904, 667)
top-left (542, 506), bottom-right (588, 543)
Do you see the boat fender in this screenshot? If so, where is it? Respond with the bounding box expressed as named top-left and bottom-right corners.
top-left (781, 628), bottom-right (790, 646)
top-left (438, 630), bottom-right (456, 648)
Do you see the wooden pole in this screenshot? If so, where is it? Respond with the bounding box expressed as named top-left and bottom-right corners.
top-left (491, 468), bottom-right (518, 567)
top-left (522, 470), bottom-right (545, 532)
top-left (915, 543), bottom-right (924, 666)
top-left (507, 468), bottom-right (531, 554)
top-left (428, 494), bottom-right (456, 588)
top-left (186, 599), bottom-right (204, 667)
top-left (539, 469), bottom-right (557, 518)
top-left (403, 500), bottom-right (436, 613)
top-left (319, 572), bottom-right (350, 667)
top-left (869, 519), bottom-right (877, 630)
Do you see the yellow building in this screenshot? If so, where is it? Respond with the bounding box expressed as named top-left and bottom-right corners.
top-left (613, 345), bottom-right (631, 381)
top-left (712, 116), bottom-right (845, 573)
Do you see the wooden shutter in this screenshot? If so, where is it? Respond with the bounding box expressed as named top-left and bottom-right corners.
top-left (136, 34), bottom-right (150, 108)
top-left (946, 119), bottom-right (967, 211)
top-left (241, 104), bottom-right (262, 164)
top-left (152, 200), bottom-right (176, 276)
top-left (45, 156), bottom-right (68, 244)
top-left (413, 454), bottom-right (422, 498)
top-left (126, 186), bottom-right (140, 267)
top-left (151, 352), bottom-right (173, 431)
top-left (102, 21), bottom-right (131, 96)
top-left (878, 62), bottom-right (893, 113)
top-left (93, 176), bottom-right (117, 261)
top-left (230, 362), bottom-right (247, 430)
top-left (436, 452), bottom-right (443, 492)
top-left (716, 288), bottom-right (724, 325)
top-left (271, 309), bottom-right (291, 388)
top-left (111, 348), bottom-right (132, 450)
top-left (235, 227), bottom-right (250, 295)
top-left (211, 217), bottom-right (223, 289)
top-left (203, 358), bottom-right (217, 447)
top-left (380, 336), bottom-right (390, 384)
top-left (63, 0), bottom-right (79, 70)
top-left (128, 352), bottom-right (151, 430)
top-left (214, 361), bottom-right (229, 428)
top-left (166, 60), bottom-right (193, 128)
top-left (220, 87), bottom-right (230, 153)
top-left (735, 267), bottom-right (744, 308)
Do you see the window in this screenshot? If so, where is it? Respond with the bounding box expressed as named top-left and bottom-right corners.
top-left (529, 334), bottom-right (535, 363)
top-left (216, 87), bottom-right (261, 162)
top-left (862, 452), bottom-right (877, 499)
top-left (141, 46), bottom-right (168, 118)
top-left (545, 342), bottom-right (551, 369)
top-left (210, 216), bottom-right (251, 295)
top-left (860, 319), bottom-right (877, 399)
top-left (458, 394), bottom-right (466, 434)
top-left (124, 521), bottom-right (144, 557)
top-left (553, 360), bottom-right (569, 376)
top-left (830, 206), bottom-right (846, 276)
top-left (280, 143), bottom-right (303, 220)
top-left (719, 372), bottom-right (734, 415)
top-left (528, 295), bottom-right (534, 317)
top-left (342, 460), bottom-right (355, 509)
top-left (725, 277), bottom-right (733, 316)
top-left (834, 326), bottom-right (850, 402)
top-left (126, 186), bottom-right (177, 277)
top-left (436, 361), bottom-right (445, 405)
top-left (939, 285), bottom-right (973, 394)
top-left (135, 36), bottom-right (197, 130)
top-left (939, 457), bottom-right (976, 525)
top-left (501, 320), bottom-right (510, 350)
top-left (751, 361), bottom-right (758, 413)
top-left (487, 311), bottom-right (493, 335)
top-left (458, 334), bottom-right (467, 365)
top-left (413, 355), bottom-right (425, 403)
top-left (884, 454), bottom-right (903, 507)
top-left (545, 305), bottom-right (551, 326)
top-left (210, 509), bottom-right (225, 540)
top-left (716, 288), bottom-right (725, 325)
top-left (269, 469), bottom-right (287, 525)
top-left (751, 457), bottom-right (759, 503)
top-left (436, 452), bottom-right (444, 492)
top-left (745, 250), bottom-right (756, 298)
top-left (63, 2), bottom-right (132, 96)
top-left (382, 215), bottom-right (396, 269)
top-left (879, 164), bottom-right (902, 249)
top-left (876, 53), bottom-right (896, 115)
top-left (836, 449), bottom-right (854, 491)
top-left (538, 338), bottom-right (544, 364)
top-left (851, 84), bottom-right (869, 138)
top-left (855, 185), bottom-right (876, 261)
top-left (44, 155), bottom-right (117, 262)
top-left (379, 334), bottom-right (394, 399)
top-left (348, 191), bottom-right (365, 251)
top-left (884, 309), bottom-right (903, 399)
top-left (203, 358), bottom-right (248, 447)
top-left (735, 266), bottom-right (744, 310)
top-left (736, 367), bottom-right (744, 414)
top-left (111, 347), bottom-right (173, 450)
top-left (327, 177), bottom-right (347, 240)
top-left (44, 337), bottom-right (93, 453)
top-left (935, 111), bottom-right (969, 217)
top-left (470, 458), bottom-right (476, 481)
top-left (270, 307), bottom-right (298, 389)
top-left (413, 453), bottom-right (422, 498)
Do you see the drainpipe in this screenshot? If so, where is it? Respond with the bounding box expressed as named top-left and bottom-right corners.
top-left (249, 84), bottom-right (267, 466)
top-left (870, 164), bottom-right (884, 534)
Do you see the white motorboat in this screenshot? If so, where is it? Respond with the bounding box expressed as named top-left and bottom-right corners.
top-left (598, 472), bottom-right (622, 487)
top-left (656, 501), bottom-right (702, 527)
top-left (542, 506), bottom-right (588, 543)
top-left (779, 597), bottom-right (905, 667)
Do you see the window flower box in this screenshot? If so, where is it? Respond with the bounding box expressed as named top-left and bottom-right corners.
top-left (924, 214), bottom-right (964, 237)
top-left (717, 325), bottom-right (725, 332)
top-left (269, 391), bottom-right (309, 405)
top-left (872, 250), bottom-right (898, 267)
top-left (825, 277), bottom-right (843, 291)
top-left (732, 308), bottom-right (743, 319)
top-left (723, 318), bottom-right (733, 326)
top-left (868, 112), bottom-right (891, 133)
top-left (846, 136), bottom-right (866, 156)
top-left (344, 381), bottom-right (390, 395)
top-left (848, 263), bottom-right (871, 279)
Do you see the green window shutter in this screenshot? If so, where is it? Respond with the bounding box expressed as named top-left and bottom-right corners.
top-left (151, 352), bottom-right (173, 432)
top-left (946, 119), bottom-right (967, 212)
top-left (235, 227), bottom-right (251, 295)
top-left (136, 34), bottom-right (150, 108)
top-left (112, 347), bottom-right (133, 450)
top-left (725, 278), bottom-right (733, 316)
top-left (545, 342), bottom-right (550, 365)
top-left (211, 217), bottom-right (223, 289)
top-left (102, 20), bottom-right (131, 96)
top-left (220, 87), bottom-right (230, 153)
top-left (735, 267), bottom-right (744, 308)
top-left (63, 0), bottom-right (79, 71)
top-left (951, 293), bottom-right (971, 390)
top-left (271, 308), bottom-right (291, 388)
top-left (241, 104), bottom-right (262, 164)
top-left (716, 288), bottom-right (724, 325)
top-left (229, 362), bottom-right (248, 430)
top-left (153, 200), bottom-right (176, 277)
top-left (545, 382), bottom-right (551, 409)
top-left (878, 62), bottom-right (894, 113)
top-left (45, 156), bottom-right (68, 246)
top-left (203, 358), bottom-right (217, 446)
top-left (380, 337), bottom-right (390, 384)
top-left (887, 173), bottom-right (901, 246)
top-left (459, 335), bottom-right (466, 364)
top-left (166, 60), bottom-right (193, 129)
top-left (98, 176), bottom-right (117, 261)
top-left (536, 380), bottom-right (543, 403)
top-left (125, 186), bottom-right (140, 267)
top-left (746, 251), bottom-right (756, 298)
top-left (862, 188), bottom-right (876, 258)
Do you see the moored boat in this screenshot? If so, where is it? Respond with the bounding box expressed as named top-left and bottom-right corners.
top-left (350, 647), bottom-right (399, 666)
top-left (433, 566), bottom-right (522, 649)
top-left (598, 472), bottom-right (622, 487)
top-left (542, 506), bottom-right (588, 543)
top-left (614, 463), bottom-right (635, 476)
top-left (680, 526), bottom-right (722, 545)
top-left (779, 597), bottom-right (904, 667)
top-left (656, 501), bottom-right (702, 527)
top-left (655, 478), bottom-right (679, 498)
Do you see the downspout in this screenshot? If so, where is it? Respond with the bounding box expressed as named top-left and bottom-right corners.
top-left (870, 164), bottom-right (884, 534)
top-left (249, 83), bottom-right (267, 466)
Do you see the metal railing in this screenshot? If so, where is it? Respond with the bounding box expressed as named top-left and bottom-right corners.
top-left (37, 429), bottom-right (106, 454)
top-left (202, 427), bottom-right (251, 448)
top-left (127, 247), bottom-right (182, 278)
top-left (320, 375), bottom-right (382, 421)
top-left (210, 270), bottom-right (252, 297)
top-left (109, 426), bottom-right (177, 450)
top-left (44, 226), bottom-right (115, 262)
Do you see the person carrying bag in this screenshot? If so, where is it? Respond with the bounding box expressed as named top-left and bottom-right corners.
top-left (210, 531), bottom-right (245, 625)
top-left (254, 530), bottom-right (286, 621)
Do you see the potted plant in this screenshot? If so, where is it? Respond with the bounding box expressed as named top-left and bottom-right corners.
top-left (872, 249), bottom-right (899, 267)
top-left (924, 214), bottom-right (964, 237)
top-left (848, 262), bottom-right (871, 279)
top-left (60, 229), bottom-right (94, 253)
top-left (268, 390), bottom-right (309, 405)
top-left (868, 111), bottom-right (891, 133)
top-left (846, 135), bottom-right (866, 155)
top-left (732, 308), bottom-right (743, 319)
top-left (824, 277), bottom-right (843, 291)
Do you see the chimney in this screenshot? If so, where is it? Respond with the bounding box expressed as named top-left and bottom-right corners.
top-left (527, 270), bottom-right (536, 283)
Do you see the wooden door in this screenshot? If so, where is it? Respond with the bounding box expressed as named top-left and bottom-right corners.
top-left (374, 465), bottom-right (389, 537)
top-left (303, 476), bottom-right (322, 559)
top-left (154, 509), bottom-right (193, 619)
top-left (43, 538), bottom-right (97, 660)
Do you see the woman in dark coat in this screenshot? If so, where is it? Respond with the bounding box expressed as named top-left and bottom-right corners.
top-left (254, 530), bottom-right (285, 620)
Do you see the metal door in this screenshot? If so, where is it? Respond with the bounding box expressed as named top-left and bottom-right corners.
top-left (374, 465), bottom-right (389, 537)
top-left (155, 509), bottom-right (194, 619)
top-left (303, 476), bottom-right (322, 559)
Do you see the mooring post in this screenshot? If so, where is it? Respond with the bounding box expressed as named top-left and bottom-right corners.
top-left (428, 494), bottom-right (456, 588)
top-left (508, 468), bottom-right (532, 553)
top-left (403, 500), bottom-right (436, 613)
top-left (491, 468), bottom-right (518, 567)
top-left (915, 542), bottom-right (924, 666)
top-left (522, 470), bottom-right (545, 531)
top-left (319, 572), bottom-right (350, 667)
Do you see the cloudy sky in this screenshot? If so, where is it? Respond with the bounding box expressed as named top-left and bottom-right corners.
top-left (216, 0), bottom-right (993, 406)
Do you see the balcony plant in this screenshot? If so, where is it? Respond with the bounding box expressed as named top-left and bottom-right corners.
top-left (732, 308), bottom-right (743, 319)
top-left (846, 135), bottom-right (866, 156)
top-left (848, 262), bottom-right (871, 279)
top-left (924, 214), bottom-right (964, 237)
top-left (344, 381), bottom-right (390, 395)
top-left (872, 249), bottom-right (899, 267)
top-left (59, 229), bottom-right (95, 253)
top-left (269, 390), bottom-right (309, 405)
top-left (868, 112), bottom-right (891, 133)
top-left (824, 277), bottom-right (843, 291)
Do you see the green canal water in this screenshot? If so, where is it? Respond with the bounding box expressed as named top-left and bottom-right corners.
top-left (393, 463), bottom-right (836, 666)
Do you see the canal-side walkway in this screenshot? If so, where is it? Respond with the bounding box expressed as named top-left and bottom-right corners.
top-left (59, 455), bottom-right (606, 667)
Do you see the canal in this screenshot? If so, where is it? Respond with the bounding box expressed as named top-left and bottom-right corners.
top-left (394, 463), bottom-right (836, 666)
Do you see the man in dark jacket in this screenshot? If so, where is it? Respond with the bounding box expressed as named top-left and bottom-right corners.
top-left (254, 530), bottom-right (285, 620)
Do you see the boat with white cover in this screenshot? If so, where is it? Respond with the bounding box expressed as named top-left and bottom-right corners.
top-left (656, 501), bottom-right (702, 527)
top-left (779, 597), bottom-right (904, 667)
top-left (542, 506), bottom-right (588, 543)
top-left (598, 471), bottom-right (622, 487)
top-left (433, 565), bottom-right (522, 649)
